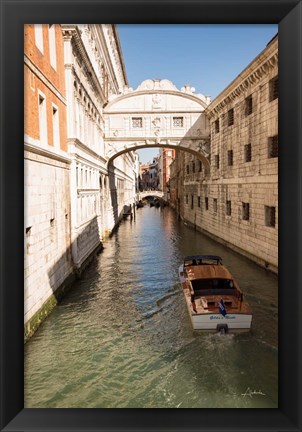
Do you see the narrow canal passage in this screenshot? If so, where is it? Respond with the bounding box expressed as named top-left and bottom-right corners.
top-left (25, 206), bottom-right (278, 408)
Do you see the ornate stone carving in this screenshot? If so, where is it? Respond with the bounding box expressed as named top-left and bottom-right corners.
top-left (152, 94), bottom-right (162, 108)
top-left (136, 79), bottom-right (178, 92)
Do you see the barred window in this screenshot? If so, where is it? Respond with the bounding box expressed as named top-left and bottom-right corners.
top-left (245, 95), bottom-right (253, 116)
top-left (226, 200), bottom-right (231, 216)
top-left (268, 135), bottom-right (278, 158)
top-left (265, 206), bottom-right (276, 227)
top-left (213, 198), bottom-right (217, 213)
top-left (269, 76), bottom-right (278, 101)
top-left (173, 117), bottom-right (184, 128)
top-left (215, 155), bottom-right (220, 168)
top-left (215, 119), bottom-right (220, 133)
top-left (244, 144), bottom-right (252, 162)
top-left (205, 197), bottom-right (209, 210)
top-left (242, 202), bottom-right (250, 221)
top-left (228, 108), bottom-right (234, 126)
top-left (132, 117), bottom-right (143, 128)
top-left (227, 149), bottom-right (233, 166)
top-left (198, 196), bottom-right (201, 208)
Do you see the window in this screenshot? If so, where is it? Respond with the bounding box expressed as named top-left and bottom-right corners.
top-left (34, 24), bottom-right (44, 54)
top-left (268, 135), bottom-right (278, 158)
top-left (213, 198), bottom-right (217, 213)
top-left (198, 160), bottom-right (202, 172)
top-left (185, 195), bottom-right (188, 204)
top-left (226, 201), bottom-right (231, 216)
top-left (205, 197), bottom-right (209, 210)
top-left (191, 195), bottom-right (194, 209)
top-left (242, 202), bottom-right (250, 221)
top-left (245, 95), bottom-right (253, 116)
top-left (132, 117), bottom-right (143, 128)
top-left (52, 104), bottom-right (60, 148)
top-left (215, 119), bottom-right (220, 133)
top-left (192, 162), bottom-right (195, 173)
top-left (198, 196), bottom-right (201, 208)
top-left (228, 108), bottom-right (234, 126)
top-left (215, 155), bottom-right (220, 168)
top-left (265, 206), bottom-right (276, 227)
top-left (173, 117), bottom-right (184, 128)
top-left (48, 25), bottom-right (57, 70)
top-left (244, 144), bottom-right (252, 162)
top-left (186, 164), bottom-right (189, 174)
top-left (38, 92), bottom-right (47, 146)
top-left (50, 218), bottom-right (56, 242)
top-left (269, 76), bottom-right (278, 101)
top-left (227, 150), bottom-right (233, 166)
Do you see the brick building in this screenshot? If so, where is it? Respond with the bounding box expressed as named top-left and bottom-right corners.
top-left (170, 36), bottom-right (278, 273)
top-left (24, 24), bottom-right (138, 340)
top-left (24, 24), bottom-right (73, 338)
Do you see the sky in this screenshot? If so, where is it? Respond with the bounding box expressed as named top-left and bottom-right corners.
top-left (118, 24), bottom-right (278, 163)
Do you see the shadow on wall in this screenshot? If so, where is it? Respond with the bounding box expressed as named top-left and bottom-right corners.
top-left (24, 216), bottom-right (103, 342)
top-left (108, 164), bottom-right (119, 226)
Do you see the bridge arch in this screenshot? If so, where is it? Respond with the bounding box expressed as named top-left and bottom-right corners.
top-left (104, 79), bottom-right (211, 173)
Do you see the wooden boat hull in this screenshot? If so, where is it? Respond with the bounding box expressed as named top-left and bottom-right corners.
top-left (183, 295), bottom-right (252, 331)
top-left (179, 260), bottom-right (252, 332)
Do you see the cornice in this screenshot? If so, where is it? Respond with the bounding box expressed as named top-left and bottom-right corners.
top-left (206, 39), bottom-right (278, 119)
top-left (62, 25), bottom-right (106, 105)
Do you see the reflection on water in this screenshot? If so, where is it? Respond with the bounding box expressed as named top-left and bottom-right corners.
top-left (25, 206), bottom-right (278, 408)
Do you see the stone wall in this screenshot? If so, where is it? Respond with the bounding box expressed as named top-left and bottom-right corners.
top-left (170, 36), bottom-right (278, 273)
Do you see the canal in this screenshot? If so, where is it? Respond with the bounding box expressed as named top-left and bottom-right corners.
top-left (24, 206), bottom-right (278, 408)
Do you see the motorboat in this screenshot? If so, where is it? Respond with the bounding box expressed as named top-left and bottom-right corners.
top-left (179, 255), bottom-right (252, 333)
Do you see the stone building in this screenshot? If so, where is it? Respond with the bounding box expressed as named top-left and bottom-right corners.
top-left (24, 24), bottom-right (73, 337)
top-left (24, 24), bottom-right (138, 340)
top-left (170, 35), bottom-right (278, 273)
top-left (158, 148), bottom-right (175, 194)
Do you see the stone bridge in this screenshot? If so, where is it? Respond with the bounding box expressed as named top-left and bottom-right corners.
top-left (104, 79), bottom-right (211, 173)
top-left (137, 190), bottom-right (165, 200)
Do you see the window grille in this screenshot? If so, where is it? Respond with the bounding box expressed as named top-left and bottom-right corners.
top-left (265, 206), bottom-right (276, 227)
top-left (268, 135), bottom-right (278, 158)
top-left (228, 108), bottom-right (234, 126)
top-left (132, 117), bottom-right (143, 128)
top-left (244, 144), bottom-right (252, 162)
top-left (205, 197), bottom-right (209, 210)
top-left (173, 117), bottom-right (184, 127)
top-left (213, 198), bottom-right (217, 213)
top-left (245, 95), bottom-right (253, 116)
top-left (227, 150), bottom-right (233, 166)
top-left (226, 201), bottom-right (231, 216)
top-left (269, 76), bottom-right (278, 101)
top-left (242, 202), bottom-right (250, 221)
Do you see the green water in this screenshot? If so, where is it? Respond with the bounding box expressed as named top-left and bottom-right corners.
top-left (24, 206), bottom-right (278, 408)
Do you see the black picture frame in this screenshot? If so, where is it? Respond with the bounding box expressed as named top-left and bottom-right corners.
top-left (1, 0), bottom-right (301, 431)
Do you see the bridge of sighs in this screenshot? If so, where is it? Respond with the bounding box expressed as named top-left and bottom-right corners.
top-left (103, 79), bottom-right (211, 173)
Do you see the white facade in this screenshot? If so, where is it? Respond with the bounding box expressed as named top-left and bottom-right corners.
top-left (62, 25), bottom-right (137, 270)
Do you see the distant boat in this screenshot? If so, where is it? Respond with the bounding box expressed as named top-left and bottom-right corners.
top-left (179, 255), bottom-right (252, 333)
top-left (136, 200), bottom-right (144, 208)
